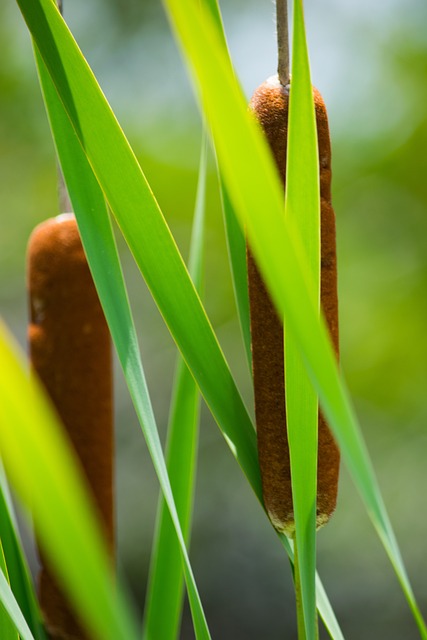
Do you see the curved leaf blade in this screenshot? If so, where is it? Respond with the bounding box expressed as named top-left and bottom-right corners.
top-left (284, 1), bottom-right (321, 637)
top-left (0, 542), bottom-right (20, 640)
top-left (0, 322), bottom-right (139, 640)
top-left (143, 136), bottom-right (207, 640)
top-left (0, 464), bottom-right (46, 640)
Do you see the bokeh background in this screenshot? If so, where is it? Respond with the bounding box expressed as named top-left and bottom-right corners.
top-left (1, 0), bottom-right (427, 637)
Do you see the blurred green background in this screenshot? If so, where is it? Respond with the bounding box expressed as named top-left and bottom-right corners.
top-left (1, 0), bottom-right (427, 637)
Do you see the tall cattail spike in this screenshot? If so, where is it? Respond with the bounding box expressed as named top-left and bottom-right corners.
top-left (248, 79), bottom-right (340, 537)
top-left (28, 215), bottom-right (114, 639)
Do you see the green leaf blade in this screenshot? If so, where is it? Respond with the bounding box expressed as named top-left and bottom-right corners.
top-left (0, 323), bottom-right (139, 640)
top-left (143, 136), bottom-right (207, 640)
top-left (143, 358), bottom-right (200, 640)
top-left (0, 466), bottom-right (47, 640)
top-left (284, 1), bottom-right (321, 637)
top-left (0, 542), bottom-right (20, 640)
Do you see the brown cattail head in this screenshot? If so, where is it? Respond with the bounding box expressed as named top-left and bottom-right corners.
top-left (248, 76), bottom-right (340, 537)
top-left (27, 214), bottom-right (114, 639)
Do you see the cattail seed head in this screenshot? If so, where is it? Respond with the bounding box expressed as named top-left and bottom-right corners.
top-left (248, 76), bottom-right (340, 536)
top-left (27, 214), bottom-right (114, 639)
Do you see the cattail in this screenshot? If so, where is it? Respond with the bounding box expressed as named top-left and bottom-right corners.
top-left (27, 214), bottom-right (114, 639)
top-left (247, 76), bottom-right (340, 537)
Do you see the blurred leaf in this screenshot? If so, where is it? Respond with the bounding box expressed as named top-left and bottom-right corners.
top-left (0, 322), bottom-right (139, 640)
top-left (284, 0), bottom-right (321, 637)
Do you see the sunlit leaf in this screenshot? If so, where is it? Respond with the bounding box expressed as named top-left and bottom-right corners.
top-left (0, 323), bottom-right (139, 640)
top-left (284, 1), bottom-right (321, 636)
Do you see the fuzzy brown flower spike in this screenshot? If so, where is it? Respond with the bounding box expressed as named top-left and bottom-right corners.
top-left (247, 76), bottom-right (340, 537)
top-left (27, 214), bottom-right (114, 640)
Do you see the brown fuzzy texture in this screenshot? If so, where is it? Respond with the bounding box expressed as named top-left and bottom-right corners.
top-left (247, 78), bottom-right (340, 536)
top-left (27, 215), bottom-right (114, 640)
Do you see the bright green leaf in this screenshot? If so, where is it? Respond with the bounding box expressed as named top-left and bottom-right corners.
top-left (143, 135), bottom-right (207, 640)
top-left (284, 0), bottom-right (321, 637)
top-left (0, 322), bottom-right (139, 640)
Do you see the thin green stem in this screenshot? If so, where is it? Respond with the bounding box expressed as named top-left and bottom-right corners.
top-left (293, 536), bottom-right (319, 640)
top-left (293, 536), bottom-right (306, 640)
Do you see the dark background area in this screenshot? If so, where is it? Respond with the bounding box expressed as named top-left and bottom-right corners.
top-left (1, 0), bottom-right (427, 637)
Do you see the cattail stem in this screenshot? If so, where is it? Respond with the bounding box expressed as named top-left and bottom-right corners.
top-left (276, 0), bottom-right (290, 86)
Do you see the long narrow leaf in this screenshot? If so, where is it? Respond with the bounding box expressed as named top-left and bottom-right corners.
top-left (34, 49), bottom-right (210, 639)
top-left (314, 573), bottom-right (345, 640)
top-left (0, 537), bottom-right (42, 640)
top-left (161, 0), bottom-right (427, 634)
top-left (0, 323), bottom-right (139, 640)
top-left (143, 135), bottom-right (207, 640)
top-left (284, 1), bottom-right (321, 637)
top-left (0, 542), bottom-right (20, 640)
top-left (0, 464), bottom-right (46, 640)
top-left (143, 359), bottom-right (201, 640)
top-left (203, 0), bottom-right (226, 48)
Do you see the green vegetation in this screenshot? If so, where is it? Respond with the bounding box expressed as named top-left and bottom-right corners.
top-left (0, 0), bottom-right (426, 638)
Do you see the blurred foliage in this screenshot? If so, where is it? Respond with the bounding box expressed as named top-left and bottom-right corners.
top-left (1, 0), bottom-right (427, 638)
